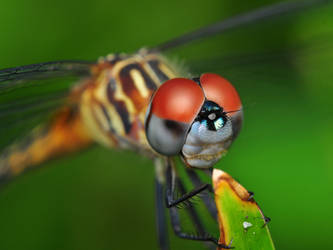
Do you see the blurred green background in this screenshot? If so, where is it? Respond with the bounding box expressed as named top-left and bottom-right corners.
top-left (0, 0), bottom-right (333, 249)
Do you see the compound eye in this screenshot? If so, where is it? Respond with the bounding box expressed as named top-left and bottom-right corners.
top-left (200, 73), bottom-right (242, 114)
top-left (145, 78), bottom-right (205, 156)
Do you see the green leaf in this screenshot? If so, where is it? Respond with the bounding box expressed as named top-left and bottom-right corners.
top-left (213, 169), bottom-right (275, 250)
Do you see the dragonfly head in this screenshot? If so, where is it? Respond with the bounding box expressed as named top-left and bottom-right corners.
top-left (145, 73), bottom-right (243, 168)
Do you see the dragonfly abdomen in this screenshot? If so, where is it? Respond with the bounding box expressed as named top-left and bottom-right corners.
top-left (0, 106), bottom-right (92, 182)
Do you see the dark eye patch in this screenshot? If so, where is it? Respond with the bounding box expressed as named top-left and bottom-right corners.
top-left (164, 120), bottom-right (185, 137)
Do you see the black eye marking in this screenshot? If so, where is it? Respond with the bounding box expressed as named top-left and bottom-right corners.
top-left (164, 120), bottom-right (185, 136)
top-left (195, 100), bottom-right (227, 131)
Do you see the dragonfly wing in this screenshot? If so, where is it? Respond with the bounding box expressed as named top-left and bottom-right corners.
top-left (152, 0), bottom-right (331, 52)
top-left (0, 60), bottom-right (97, 182)
top-left (0, 60), bottom-right (95, 148)
top-left (0, 60), bottom-right (94, 92)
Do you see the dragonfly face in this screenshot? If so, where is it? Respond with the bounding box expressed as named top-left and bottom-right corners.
top-left (145, 73), bottom-right (243, 168)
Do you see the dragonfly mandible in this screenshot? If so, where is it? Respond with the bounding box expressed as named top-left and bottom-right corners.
top-left (0, 0), bottom-right (331, 249)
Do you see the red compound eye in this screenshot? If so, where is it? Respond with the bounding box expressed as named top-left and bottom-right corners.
top-left (145, 78), bottom-right (205, 156)
top-left (150, 78), bottom-right (205, 123)
top-left (200, 73), bottom-right (242, 113)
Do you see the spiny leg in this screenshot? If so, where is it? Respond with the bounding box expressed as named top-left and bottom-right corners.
top-left (175, 177), bottom-right (205, 235)
top-left (165, 160), bottom-right (233, 249)
top-left (175, 176), bottom-right (218, 250)
top-left (185, 168), bottom-right (218, 220)
top-left (165, 163), bottom-right (210, 208)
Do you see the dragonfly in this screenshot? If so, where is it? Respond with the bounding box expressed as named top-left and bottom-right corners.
top-left (0, 0), bottom-right (332, 249)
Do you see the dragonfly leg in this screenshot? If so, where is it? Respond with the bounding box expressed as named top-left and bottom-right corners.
top-left (247, 191), bottom-right (254, 200)
top-left (155, 159), bottom-right (169, 250)
top-left (175, 177), bottom-right (206, 232)
top-left (185, 168), bottom-right (218, 220)
top-left (166, 182), bottom-right (210, 208)
top-left (175, 177), bottom-right (220, 250)
top-left (165, 162), bottom-right (211, 208)
top-left (262, 216), bottom-right (271, 228)
top-left (165, 160), bottom-right (233, 249)
top-left (244, 190), bottom-right (271, 227)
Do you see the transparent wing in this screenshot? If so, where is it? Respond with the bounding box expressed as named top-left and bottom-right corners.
top-left (0, 60), bottom-right (93, 93)
top-left (167, 1), bottom-right (333, 111)
top-left (0, 60), bottom-right (95, 150)
top-left (152, 0), bottom-right (331, 52)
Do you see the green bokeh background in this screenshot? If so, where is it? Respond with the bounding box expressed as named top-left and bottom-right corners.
top-left (0, 0), bottom-right (333, 249)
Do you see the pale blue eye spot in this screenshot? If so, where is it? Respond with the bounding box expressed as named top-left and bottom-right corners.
top-left (214, 117), bottom-right (224, 130)
top-left (201, 120), bottom-right (208, 127)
